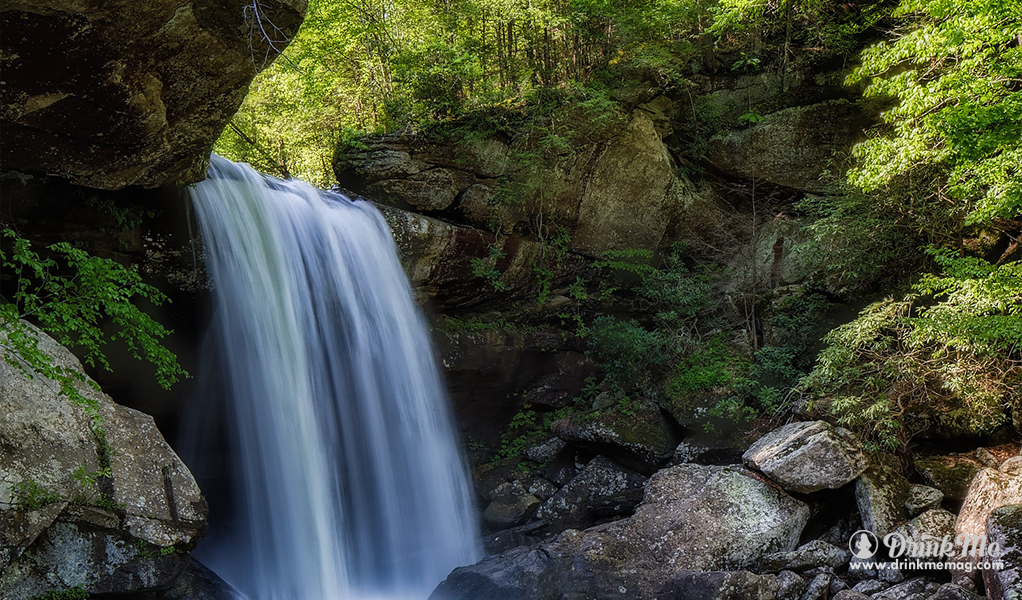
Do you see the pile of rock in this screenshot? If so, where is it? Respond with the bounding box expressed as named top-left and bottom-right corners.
top-left (436, 420), bottom-right (1022, 600)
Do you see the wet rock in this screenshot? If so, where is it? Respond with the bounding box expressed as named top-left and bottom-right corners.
top-left (983, 504), bottom-right (1022, 600)
top-left (856, 457), bottom-right (910, 535)
top-left (761, 540), bottom-right (851, 572)
top-left (776, 570), bottom-right (807, 599)
top-left (905, 485), bottom-right (944, 518)
top-left (135, 559), bottom-right (242, 600)
top-left (534, 456), bottom-right (646, 531)
top-left (914, 453), bottom-right (986, 502)
top-left (483, 481), bottom-right (540, 528)
top-left (0, 325), bottom-right (206, 598)
top-left (430, 464), bottom-right (810, 600)
top-left (552, 398), bottom-right (680, 474)
top-left (0, 0), bottom-right (306, 189)
top-left (743, 421), bottom-right (868, 494)
top-left (659, 571), bottom-right (780, 600)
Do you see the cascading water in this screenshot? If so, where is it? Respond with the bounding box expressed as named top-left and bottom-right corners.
top-left (182, 155), bottom-right (480, 600)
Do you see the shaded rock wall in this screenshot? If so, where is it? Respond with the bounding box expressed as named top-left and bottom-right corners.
top-left (0, 0), bottom-right (306, 189)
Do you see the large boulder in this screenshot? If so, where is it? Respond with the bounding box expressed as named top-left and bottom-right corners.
top-left (743, 421), bottom-right (868, 494)
top-left (0, 326), bottom-right (207, 598)
top-left (534, 456), bottom-right (647, 532)
top-left (855, 457), bottom-right (910, 535)
top-left (913, 452), bottom-right (988, 502)
top-left (955, 467), bottom-right (1022, 578)
top-left (551, 399), bottom-right (680, 474)
top-left (984, 504), bottom-right (1022, 600)
top-left (0, 0), bottom-right (306, 189)
top-left (430, 464), bottom-right (810, 600)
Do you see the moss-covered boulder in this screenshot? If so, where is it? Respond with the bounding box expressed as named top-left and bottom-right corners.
top-left (855, 456), bottom-right (910, 535)
top-left (743, 421), bottom-right (868, 494)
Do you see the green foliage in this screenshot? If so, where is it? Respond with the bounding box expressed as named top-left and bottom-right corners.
top-left (846, 0), bottom-right (1022, 228)
top-left (13, 480), bottom-right (61, 511)
top-left (470, 244), bottom-right (507, 291)
top-left (1, 229), bottom-right (188, 393)
top-left (33, 588), bottom-right (88, 600)
top-left (799, 253), bottom-right (1021, 449)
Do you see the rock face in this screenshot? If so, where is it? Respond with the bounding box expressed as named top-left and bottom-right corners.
top-left (0, 0), bottom-right (306, 189)
top-left (0, 326), bottom-right (207, 598)
top-left (336, 100), bottom-right (697, 257)
top-left (984, 504), bottom-right (1022, 600)
top-left (743, 421), bottom-right (868, 494)
top-left (705, 99), bottom-right (875, 193)
top-left (430, 464), bottom-right (810, 600)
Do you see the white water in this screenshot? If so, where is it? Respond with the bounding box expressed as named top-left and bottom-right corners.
top-left (183, 156), bottom-right (480, 600)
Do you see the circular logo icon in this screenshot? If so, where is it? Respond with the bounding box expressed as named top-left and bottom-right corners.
top-left (849, 530), bottom-right (879, 559)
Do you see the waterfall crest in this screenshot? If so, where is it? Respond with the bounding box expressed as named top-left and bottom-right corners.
top-left (184, 156), bottom-right (480, 600)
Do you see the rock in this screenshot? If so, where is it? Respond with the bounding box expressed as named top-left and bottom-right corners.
top-left (743, 421), bottom-right (868, 494)
top-left (430, 464), bottom-right (810, 600)
top-left (1001, 456), bottom-right (1022, 477)
top-left (801, 573), bottom-right (831, 600)
top-left (0, 326), bottom-right (206, 598)
top-left (832, 591), bottom-right (870, 600)
top-left (659, 571), bottom-right (780, 600)
top-left (830, 578), bottom-right (848, 594)
top-left (914, 453), bottom-right (985, 502)
top-left (852, 580), bottom-right (888, 594)
top-left (525, 478), bottom-right (558, 502)
top-left (761, 540), bottom-right (851, 572)
top-left (552, 399), bottom-right (680, 474)
top-left (483, 481), bottom-right (540, 528)
top-left (905, 485), bottom-right (944, 518)
top-left (534, 456), bottom-right (646, 531)
top-left (856, 457), bottom-right (910, 535)
top-left (0, 0), bottom-right (306, 189)
top-left (776, 571), bottom-right (807, 600)
top-left (672, 440), bottom-right (744, 466)
top-left (983, 504), bottom-right (1022, 600)
top-left (871, 577), bottom-right (941, 600)
top-left (885, 509), bottom-right (956, 559)
top-left (525, 438), bottom-right (567, 464)
top-left (926, 583), bottom-right (985, 600)
top-left (705, 100), bottom-right (876, 193)
top-left (134, 559), bottom-right (242, 600)
top-left (955, 469), bottom-right (1022, 575)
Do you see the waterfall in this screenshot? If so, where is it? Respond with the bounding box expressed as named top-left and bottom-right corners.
top-left (183, 155), bottom-right (480, 600)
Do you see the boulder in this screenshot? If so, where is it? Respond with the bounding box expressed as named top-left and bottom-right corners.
top-left (0, 0), bottom-right (306, 189)
top-left (524, 438), bottom-right (566, 464)
top-left (776, 570), bottom-right (806, 600)
top-left (552, 399), bottom-right (680, 474)
top-left (430, 464), bottom-right (810, 600)
top-left (534, 456), bottom-right (646, 531)
top-left (761, 540), bottom-right (851, 573)
top-left (704, 99), bottom-right (875, 193)
top-left (885, 509), bottom-right (956, 559)
top-left (658, 571), bottom-right (780, 600)
top-left (856, 457), bottom-right (910, 535)
top-left (927, 583), bottom-right (985, 600)
top-left (134, 559), bottom-right (242, 600)
top-left (870, 577), bottom-right (941, 600)
top-left (832, 592), bottom-right (870, 600)
top-left (1001, 456), bottom-right (1022, 477)
top-left (905, 485), bottom-right (944, 518)
top-left (802, 573), bottom-right (831, 600)
top-left (483, 481), bottom-right (540, 529)
top-left (955, 468), bottom-right (1022, 575)
top-left (983, 504), bottom-right (1022, 600)
top-left (914, 453), bottom-right (986, 502)
top-left (0, 325), bottom-right (206, 598)
top-left (672, 440), bottom-right (744, 466)
top-left (743, 421), bottom-right (868, 494)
